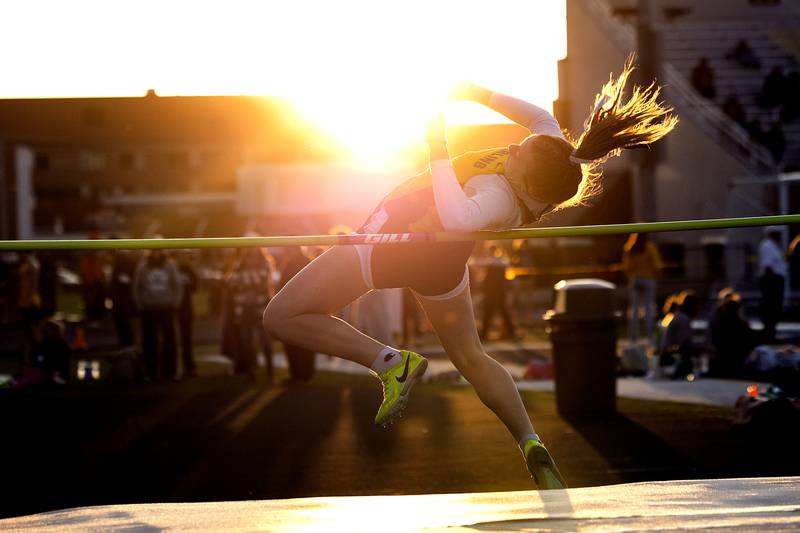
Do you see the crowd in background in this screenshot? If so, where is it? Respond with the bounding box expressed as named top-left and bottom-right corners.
top-left (1, 226), bottom-right (800, 389)
top-left (690, 38), bottom-right (800, 166)
top-left (622, 227), bottom-right (797, 382)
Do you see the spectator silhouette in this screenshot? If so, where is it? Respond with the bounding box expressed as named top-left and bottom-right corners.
top-left (17, 252), bottom-right (42, 359)
top-left (757, 65), bottom-right (787, 109)
top-left (758, 226), bottom-right (787, 344)
top-left (789, 232), bottom-right (800, 291)
top-left (32, 319), bottom-right (71, 384)
top-left (764, 122), bottom-right (786, 163)
top-left (658, 290), bottom-right (702, 379)
top-left (653, 292), bottom-right (680, 358)
top-left (176, 252), bottom-right (198, 378)
top-left (401, 288), bottom-right (422, 346)
top-left (222, 248), bottom-right (274, 381)
top-left (480, 244), bottom-right (516, 340)
top-left (724, 39), bottom-right (761, 69)
top-left (780, 70), bottom-right (800, 122)
top-left (707, 288), bottom-right (753, 378)
top-left (721, 95), bottom-right (748, 128)
top-left (110, 247), bottom-right (137, 347)
top-left (79, 232), bottom-right (106, 323)
top-left (745, 118), bottom-right (765, 145)
top-left (622, 233), bottom-right (663, 345)
top-left (690, 57), bottom-right (716, 99)
top-left (38, 251), bottom-right (58, 318)
top-left (133, 249), bottom-right (181, 381)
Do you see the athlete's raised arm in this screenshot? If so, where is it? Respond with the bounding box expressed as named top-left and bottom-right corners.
top-left (452, 82), bottom-right (564, 139)
top-left (426, 113), bottom-right (516, 232)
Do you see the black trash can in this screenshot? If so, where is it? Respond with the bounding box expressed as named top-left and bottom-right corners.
top-left (544, 279), bottom-right (617, 416)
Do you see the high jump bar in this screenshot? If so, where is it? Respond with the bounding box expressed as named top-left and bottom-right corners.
top-left (0, 214), bottom-right (798, 251)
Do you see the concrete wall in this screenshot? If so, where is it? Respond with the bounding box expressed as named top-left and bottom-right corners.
top-left (604, 0), bottom-right (797, 24)
top-left (561, 0), bottom-right (767, 284)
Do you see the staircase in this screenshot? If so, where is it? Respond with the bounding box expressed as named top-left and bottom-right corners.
top-left (661, 20), bottom-right (800, 171)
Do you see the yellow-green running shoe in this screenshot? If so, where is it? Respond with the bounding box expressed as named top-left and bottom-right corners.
top-left (374, 350), bottom-right (428, 428)
top-left (523, 439), bottom-right (567, 490)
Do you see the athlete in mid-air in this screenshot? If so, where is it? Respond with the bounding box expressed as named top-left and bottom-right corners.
top-left (264, 57), bottom-right (678, 489)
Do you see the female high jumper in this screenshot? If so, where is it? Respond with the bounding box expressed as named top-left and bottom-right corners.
top-left (263, 58), bottom-right (678, 490)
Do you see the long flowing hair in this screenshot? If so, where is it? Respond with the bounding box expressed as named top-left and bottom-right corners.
top-left (527, 55), bottom-right (679, 216)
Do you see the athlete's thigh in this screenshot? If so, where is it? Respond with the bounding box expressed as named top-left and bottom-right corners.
top-left (270, 245), bottom-right (369, 317)
top-left (415, 283), bottom-right (483, 360)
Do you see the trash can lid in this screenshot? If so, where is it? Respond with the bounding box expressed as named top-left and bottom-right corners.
top-left (553, 278), bottom-right (616, 291)
top-left (548, 278), bottom-right (617, 319)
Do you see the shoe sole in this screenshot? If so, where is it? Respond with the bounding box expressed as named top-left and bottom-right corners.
top-left (377, 358), bottom-right (428, 428)
top-left (527, 445), bottom-right (568, 490)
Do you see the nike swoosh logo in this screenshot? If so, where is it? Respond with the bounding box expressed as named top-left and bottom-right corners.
top-left (395, 355), bottom-right (411, 383)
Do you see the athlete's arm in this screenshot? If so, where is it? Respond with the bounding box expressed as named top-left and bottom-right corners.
top-left (430, 161), bottom-right (518, 231)
top-left (454, 82), bottom-right (564, 138)
top-left (427, 113), bottom-right (518, 231)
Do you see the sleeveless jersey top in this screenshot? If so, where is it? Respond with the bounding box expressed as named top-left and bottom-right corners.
top-left (362, 147), bottom-right (533, 235)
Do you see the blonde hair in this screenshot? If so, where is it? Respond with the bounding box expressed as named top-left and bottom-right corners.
top-left (523, 55), bottom-right (679, 218)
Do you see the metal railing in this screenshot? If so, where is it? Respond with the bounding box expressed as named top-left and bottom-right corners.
top-left (580, 0), bottom-right (779, 174)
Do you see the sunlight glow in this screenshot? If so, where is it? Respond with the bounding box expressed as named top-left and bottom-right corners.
top-left (1, 0), bottom-right (566, 164)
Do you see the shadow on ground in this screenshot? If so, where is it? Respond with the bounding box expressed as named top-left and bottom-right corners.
top-left (1, 369), bottom-right (798, 519)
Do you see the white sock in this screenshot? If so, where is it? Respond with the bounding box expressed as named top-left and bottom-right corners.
top-left (519, 433), bottom-right (541, 449)
top-left (370, 346), bottom-right (403, 374)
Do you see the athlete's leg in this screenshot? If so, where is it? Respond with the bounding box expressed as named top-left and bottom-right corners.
top-left (415, 283), bottom-right (534, 442)
top-left (263, 245), bottom-right (384, 368)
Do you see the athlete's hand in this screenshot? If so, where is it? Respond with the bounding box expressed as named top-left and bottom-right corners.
top-left (449, 81), bottom-right (491, 105)
top-left (426, 112), bottom-right (447, 144)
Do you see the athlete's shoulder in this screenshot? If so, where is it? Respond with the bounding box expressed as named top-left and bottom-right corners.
top-left (452, 147), bottom-right (509, 174)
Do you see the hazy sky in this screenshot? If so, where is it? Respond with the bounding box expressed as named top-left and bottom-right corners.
top-left (2, 0), bottom-right (566, 158)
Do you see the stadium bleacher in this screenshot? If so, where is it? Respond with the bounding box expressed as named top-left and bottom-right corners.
top-left (661, 20), bottom-right (800, 170)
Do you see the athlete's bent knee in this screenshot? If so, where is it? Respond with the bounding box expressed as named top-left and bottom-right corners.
top-left (449, 348), bottom-right (490, 374)
top-left (262, 299), bottom-right (288, 339)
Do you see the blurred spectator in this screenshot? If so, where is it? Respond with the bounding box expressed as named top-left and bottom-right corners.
top-left (0, 253), bottom-right (14, 324)
top-left (38, 251), bottom-right (58, 318)
top-left (745, 118), bottom-right (766, 145)
top-left (758, 226), bottom-right (787, 344)
top-left (763, 122), bottom-right (786, 163)
top-left (690, 57), bottom-right (716, 99)
top-left (721, 95), bottom-right (748, 128)
top-left (357, 289), bottom-right (403, 346)
top-left (17, 252), bottom-right (42, 356)
top-left (222, 248), bottom-right (274, 381)
top-left (110, 248), bottom-right (137, 347)
top-left (653, 293), bottom-right (680, 357)
top-left (277, 246), bottom-right (315, 383)
top-left (707, 288), bottom-right (753, 378)
top-left (32, 319), bottom-right (71, 384)
top-left (133, 249), bottom-right (181, 381)
top-left (788, 233), bottom-right (800, 291)
top-left (176, 252), bottom-right (198, 378)
top-left (780, 70), bottom-right (800, 122)
top-left (79, 250), bottom-right (106, 323)
top-left (757, 66), bottom-right (787, 109)
top-left (658, 290), bottom-right (702, 379)
top-left (480, 244), bottom-right (515, 340)
top-left (401, 288), bottom-right (421, 346)
top-left (724, 39), bottom-right (761, 69)
top-left (622, 233), bottom-right (663, 345)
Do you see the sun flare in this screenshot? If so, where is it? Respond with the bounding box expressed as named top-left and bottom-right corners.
top-left (1, 0), bottom-right (566, 168)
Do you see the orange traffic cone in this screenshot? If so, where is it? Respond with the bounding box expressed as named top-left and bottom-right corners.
top-left (72, 325), bottom-right (88, 351)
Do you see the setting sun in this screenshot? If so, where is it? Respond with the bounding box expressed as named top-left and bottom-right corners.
top-left (1, 0), bottom-right (565, 163)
